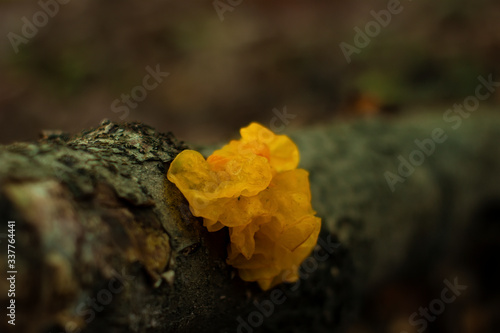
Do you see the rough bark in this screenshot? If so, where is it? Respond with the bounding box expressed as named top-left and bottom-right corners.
top-left (0, 115), bottom-right (499, 333)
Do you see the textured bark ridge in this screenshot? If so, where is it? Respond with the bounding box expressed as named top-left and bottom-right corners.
top-left (0, 121), bottom-right (248, 333)
top-left (1, 116), bottom-right (499, 333)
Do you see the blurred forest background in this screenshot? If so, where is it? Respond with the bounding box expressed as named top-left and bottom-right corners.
top-left (1, 0), bottom-right (499, 145)
top-left (1, 1), bottom-right (500, 333)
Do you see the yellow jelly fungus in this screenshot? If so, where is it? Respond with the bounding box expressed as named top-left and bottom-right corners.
top-left (167, 122), bottom-right (321, 290)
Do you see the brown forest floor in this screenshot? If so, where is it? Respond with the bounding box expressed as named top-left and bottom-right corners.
top-left (1, 1), bottom-right (500, 145)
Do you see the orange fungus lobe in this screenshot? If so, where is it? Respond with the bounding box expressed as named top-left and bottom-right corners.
top-left (167, 122), bottom-right (321, 290)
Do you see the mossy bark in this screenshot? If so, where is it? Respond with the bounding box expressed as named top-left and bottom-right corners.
top-left (1, 115), bottom-right (499, 333)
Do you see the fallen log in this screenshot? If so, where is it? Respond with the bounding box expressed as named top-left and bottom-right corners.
top-left (0, 114), bottom-right (499, 333)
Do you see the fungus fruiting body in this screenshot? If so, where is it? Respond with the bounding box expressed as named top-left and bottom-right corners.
top-left (167, 122), bottom-right (321, 290)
